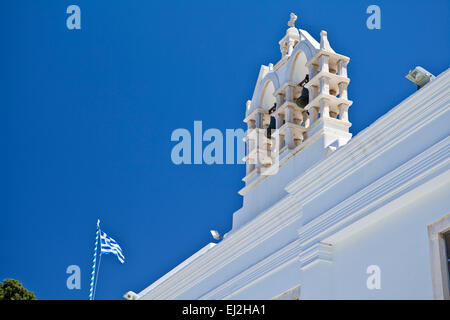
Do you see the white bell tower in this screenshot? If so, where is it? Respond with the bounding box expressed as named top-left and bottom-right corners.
top-left (234, 13), bottom-right (353, 229)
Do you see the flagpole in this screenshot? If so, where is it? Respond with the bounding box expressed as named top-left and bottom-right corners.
top-left (92, 251), bottom-right (102, 300)
top-left (89, 219), bottom-right (100, 300)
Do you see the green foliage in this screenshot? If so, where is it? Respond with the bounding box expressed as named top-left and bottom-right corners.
top-left (0, 279), bottom-right (36, 300)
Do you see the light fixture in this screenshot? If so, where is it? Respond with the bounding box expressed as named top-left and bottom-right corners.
top-left (405, 66), bottom-right (435, 89)
top-left (123, 291), bottom-right (138, 300)
top-left (210, 230), bottom-right (222, 241)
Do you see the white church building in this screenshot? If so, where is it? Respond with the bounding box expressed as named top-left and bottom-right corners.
top-left (133, 14), bottom-right (450, 300)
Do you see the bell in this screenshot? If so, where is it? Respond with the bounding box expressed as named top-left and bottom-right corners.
top-left (266, 116), bottom-right (276, 139)
top-left (296, 87), bottom-right (309, 108)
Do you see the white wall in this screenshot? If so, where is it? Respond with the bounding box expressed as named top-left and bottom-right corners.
top-left (224, 174), bottom-right (450, 300)
top-left (314, 184), bottom-right (448, 299)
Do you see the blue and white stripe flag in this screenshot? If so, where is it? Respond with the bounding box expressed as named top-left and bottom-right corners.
top-left (100, 230), bottom-right (125, 264)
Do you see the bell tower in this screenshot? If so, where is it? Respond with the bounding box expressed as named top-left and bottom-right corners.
top-left (238, 13), bottom-right (353, 217)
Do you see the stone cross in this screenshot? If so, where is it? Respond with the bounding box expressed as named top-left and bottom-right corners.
top-left (288, 13), bottom-right (297, 28)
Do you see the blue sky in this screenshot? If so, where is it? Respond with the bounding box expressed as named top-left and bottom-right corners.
top-left (0, 0), bottom-right (448, 300)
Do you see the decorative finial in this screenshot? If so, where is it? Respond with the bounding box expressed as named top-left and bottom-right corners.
top-left (320, 30), bottom-right (332, 51)
top-left (288, 13), bottom-right (297, 28)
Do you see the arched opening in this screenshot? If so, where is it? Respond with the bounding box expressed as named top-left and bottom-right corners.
top-left (260, 81), bottom-right (276, 111)
top-left (259, 81), bottom-right (277, 140)
top-left (290, 51), bottom-right (308, 84)
top-left (290, 51), bottom-right (310, 109)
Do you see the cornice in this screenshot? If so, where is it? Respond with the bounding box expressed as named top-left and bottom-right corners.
top-left (200, 239), bottom-right (302, 300)
top-left (285, 69), bottom-right (450, 202)
top-left (244, 108), bottom-right (268, 123)
top-left (305, 49), bottom-right (349, 67)
top-left (271, 284), bottom-right (301, 300)
top-left (297, 136), bottom-right (450, 248)
top-left (139, 195), bottom-right (302, 299)
top-left (298, 242), bottom-right (333, 270)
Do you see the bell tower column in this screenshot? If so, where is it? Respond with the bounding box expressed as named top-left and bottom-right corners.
top-left (304, 30), bottom-right (353, 150)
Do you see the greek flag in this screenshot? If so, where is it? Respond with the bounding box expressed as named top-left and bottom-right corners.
top-left (100, 230), bottom-right (125, 264)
